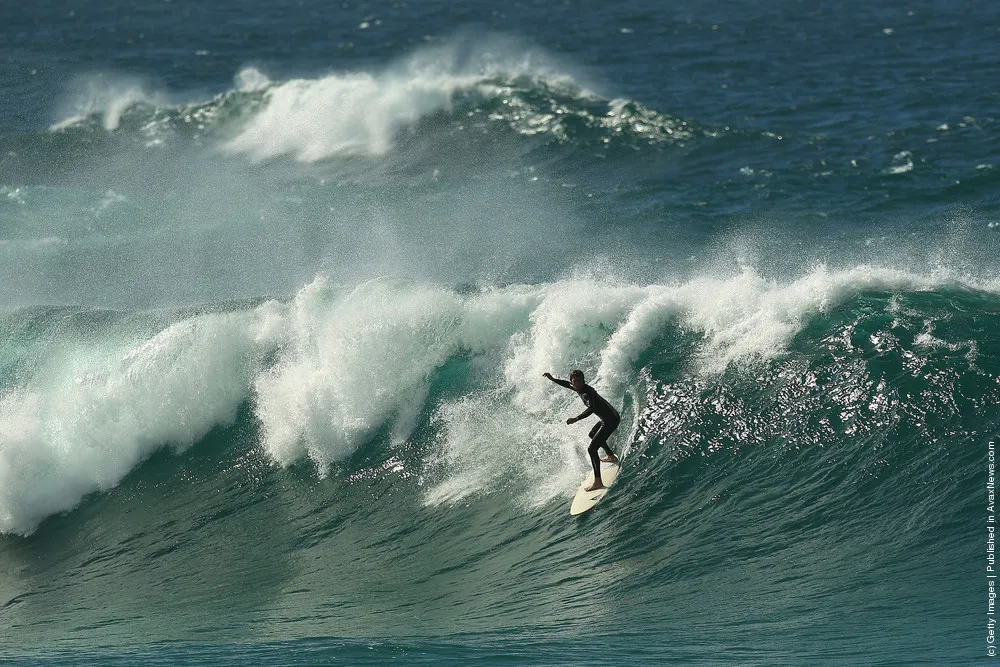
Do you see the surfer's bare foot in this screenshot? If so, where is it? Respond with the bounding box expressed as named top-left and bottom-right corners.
top-left (600, 454), bottom-right (619, 464)
top-left (585, 481), bottom-right (606, 492)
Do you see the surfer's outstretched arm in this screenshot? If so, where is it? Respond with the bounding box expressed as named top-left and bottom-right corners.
top-left (543, 372), bottom-right (573, 390)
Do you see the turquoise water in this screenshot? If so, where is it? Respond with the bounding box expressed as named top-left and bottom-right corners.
top-left (2, 1), bottom-right (998, 663)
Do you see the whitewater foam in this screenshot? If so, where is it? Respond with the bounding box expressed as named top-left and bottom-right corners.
top-left (222, 38), bottom-right (566, 161)
top-left (0, 265), bottom-right (980, 535)
top-left (42, 39), bottom-right (694, 165)
top-left (253, 277), bottom-right (543, 470)
top-left (423, 265), bottom-right (963, 506)
top-left (223, 69), bottom-right (478, 160)
top-left (0, 304), bottom-right (283, 536)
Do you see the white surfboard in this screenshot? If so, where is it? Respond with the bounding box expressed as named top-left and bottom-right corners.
top-left (570, 462), bottom-right (620, 516)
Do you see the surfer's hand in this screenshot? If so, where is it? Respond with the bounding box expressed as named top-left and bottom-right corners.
top-left (566, 417), bottom-right (576, 425)
top-left (543, 372), bottom-right (553, 380)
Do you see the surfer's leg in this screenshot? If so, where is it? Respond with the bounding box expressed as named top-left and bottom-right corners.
top-left (597, 419), bottom-right (620, 463)
top-left (585, 438), bottom-right (605, 491)
top-left (585, 418), bottom-right (623, 489)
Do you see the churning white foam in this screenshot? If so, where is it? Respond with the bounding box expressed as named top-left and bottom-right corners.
top-left (45, 41), bottom-right (614, 158)
top-left (222, 39), bottom-right (586, 161)
top-left (0, 304), bottom-right (285, 536)
top-left (253, 277), bottom-right (539, 470)
top-left (224, 68), bottom-right (479, 160)
top-left (422, 265), bottom-right (950, 506)
top-left (0, 265), bottom-right (972, 534)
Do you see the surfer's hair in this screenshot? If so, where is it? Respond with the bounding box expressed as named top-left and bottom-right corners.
top-left (570, 369), bottom-right (585, 381)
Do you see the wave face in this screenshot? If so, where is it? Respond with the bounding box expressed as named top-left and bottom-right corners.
top-left (1, 273), bottom-right (995, 664)
top-left (2, 0), bottom-right (999, 663)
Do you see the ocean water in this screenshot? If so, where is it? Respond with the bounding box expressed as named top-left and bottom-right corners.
top-left (2, 0), bottom-right (998, 664)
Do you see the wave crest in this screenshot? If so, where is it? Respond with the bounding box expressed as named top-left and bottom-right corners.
top-left (2, 265), bottom-right (986, 535)
top-left (47, 41), bottom-right (711, 160)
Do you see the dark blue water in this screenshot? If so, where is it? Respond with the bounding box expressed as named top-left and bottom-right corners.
top-left (2, 1), bottom-right (999, 664)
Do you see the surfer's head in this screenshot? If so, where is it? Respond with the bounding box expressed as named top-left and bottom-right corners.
top-left (570, 369), bottom-right (585, 390)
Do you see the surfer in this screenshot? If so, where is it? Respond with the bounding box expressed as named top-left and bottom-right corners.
top-left (543, 370), bottom-right (620, 491)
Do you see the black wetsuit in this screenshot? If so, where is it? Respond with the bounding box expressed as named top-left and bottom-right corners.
top-left (550, 378), bottom-right (620, 482)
